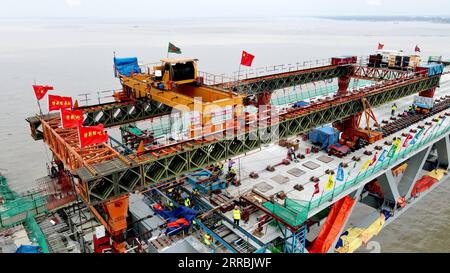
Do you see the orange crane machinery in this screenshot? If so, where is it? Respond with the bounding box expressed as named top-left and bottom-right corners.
top-left (114, 58), bottom-right (244, 138)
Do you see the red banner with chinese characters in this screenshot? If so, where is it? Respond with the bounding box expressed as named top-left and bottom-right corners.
top-left (78, 124), bottom-right (108, 148)
top-left (60, 109), bottom-right (84, 129)
top-left (32, 85), bottom-right (54, 100)
top-left (48, 95), bottom-right (73, 111)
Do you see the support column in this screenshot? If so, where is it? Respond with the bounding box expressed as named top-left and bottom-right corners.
top-left (397, 146), bottom-right (432, 198)
top-left (337, 74), bottom-right (351, 96)
top-left (419, 87), bottom-right (436, 98)
top-left (102, 195), bottom-right (129, 253)
top-left (377, 171), bottom-right (401, 205)
top-left (256, 92), bottom-right (271, 106)
top-left (435, 135), bottom-right (450, 169)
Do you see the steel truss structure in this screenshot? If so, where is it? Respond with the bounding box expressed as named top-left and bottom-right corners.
top-left (73, 74), bottom-right (441, 204)
top-left (352, 66), bottom-right (413, 80)
top-left (219, 65), bottom-right (352, 95)
top-left (27, 100), bottom-right (172, 141)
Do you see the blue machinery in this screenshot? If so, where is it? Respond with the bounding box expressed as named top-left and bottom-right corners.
top-left (185, 169), bottom-right (228, 194)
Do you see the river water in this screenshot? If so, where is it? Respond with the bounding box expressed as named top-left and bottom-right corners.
top-left (0, 16), bottom-right (449, 252)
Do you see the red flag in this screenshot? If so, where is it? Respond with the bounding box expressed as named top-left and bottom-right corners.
top-left (313, 182), bottom-right (320, 196)
top-left (369, 152), bottom-right (378, 166)
top-left (415, 45), bottom-right (421, 52)
top-left (48, 95), bottom-right (73, 112)
top-left (78, 124), bottom-right (108, 148)
top-left (60, 109), bottom-right (84, 129)
top-left (402, 134), bottom-right (413, 147)
top-left (377, 43), bottom-right (384, 50)
top-left (32, 85), bottom-right (54, 100)
top-left (240, 50), bottom-right (255, 67)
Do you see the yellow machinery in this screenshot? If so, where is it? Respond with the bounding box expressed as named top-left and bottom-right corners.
top-left (115, 58), bottom-right (244, 137)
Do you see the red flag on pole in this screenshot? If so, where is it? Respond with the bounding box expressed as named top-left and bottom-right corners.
top-left (377, 43), bottom-right (384, 50)
top-left (32, 85), bottom-right (54, 100)
top-left (415, 45), bottom-right (421, 52)
top-left (240, 50), bottom-right (255, 67)
top-left (48, 95), bottom-right (73, 112)
top-left (78, 124), bottom-right (108, 148)
top-left (402, 134), bottom-right (413, 147)
top-left (60, 109), bottom-right (84, 129)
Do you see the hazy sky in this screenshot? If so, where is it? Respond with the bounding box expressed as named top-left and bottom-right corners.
top-left (1, 0), bottom-right (450, 19)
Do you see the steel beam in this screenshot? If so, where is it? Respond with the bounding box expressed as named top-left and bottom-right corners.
top-left (435, 135), bottom-right (450, 169)
top-left (220, 65), bottom-right (351, 95)
top-left (377, 171), bottom-right (401, 204)
top-left (76, 75), bottom-right (441, 203)
top-left (81, 99), bottom-right (172, 128)
top-left (397, 146), bottom-right (432, 197)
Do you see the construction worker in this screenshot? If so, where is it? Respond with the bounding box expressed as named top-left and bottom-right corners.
top-left (167, 188), bottom-right (174, 198)
top-left (288, 146), bottom-right (297, 161)
top-left (192, 188), bottom-right (200, 196)
top-left (228, 167), bottom-right (237, 179)
top-left (227, 159), bottom-right (235, 172)
top-left (184, 197), bottom-right (191, 207)
top-left (391, 103), bottom-right (397, 116)
top-left (232, 205), bottom-right (241, 228)
top-left (203, 233), bottom-right (212, 246)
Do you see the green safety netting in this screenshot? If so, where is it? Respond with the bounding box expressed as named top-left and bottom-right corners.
top-left (1, 175), bottom-right (47, 228)
top-left (271, 79), bottom-right (374, 106)
top-left (263, 199), bottom-right (309, 227)
top-left (24, 216), bottom-right (49, 253)
top-left (262, 124), bottom-right (450, 227)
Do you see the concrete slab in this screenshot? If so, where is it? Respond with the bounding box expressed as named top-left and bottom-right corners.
top-left (317, 155), bottom-right (334, 164)
top-left (270, 175), bottom-right (290, 184)
top-left (287, 167), bottom-right (306, 177)
top-left (254, 181), bottom-right (274, 193)
top-left (303, 161), bottom-right (321, 170)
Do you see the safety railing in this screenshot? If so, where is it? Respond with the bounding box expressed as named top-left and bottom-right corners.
top-left (1, 174), bottom-right (48, 229)
top-left (198, 57), bottom-right (334, 86)
top-left (77, 89), bottom-right (121, 107)
top-left (232, 58), bottom-right (333, 81)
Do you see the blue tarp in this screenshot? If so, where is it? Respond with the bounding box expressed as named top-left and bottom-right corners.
top-left (309, 126), bottom-right (340, 150)
top-left (293, 101), bottom-right (309, 108)
top-left (154, 205), bottom-right (198, 235)
top-left (113, 57), bottom-right (141, 77)
top-left (16, 245), bottom-right (41, 253)
top-left (417, 63), bottom-right (444, 77)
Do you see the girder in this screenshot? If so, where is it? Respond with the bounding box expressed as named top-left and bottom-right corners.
top-left (26, 100), bottom-right (172, 141)
top-left (75, 74), bottom-right (441, 204)
top-left (351, 66), bottom-right (412, 81)
top-left (80, 99), bottom-right (172, 127)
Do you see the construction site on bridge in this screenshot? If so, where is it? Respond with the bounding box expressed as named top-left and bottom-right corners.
top-left (1, 47), bottom-right (450, 253)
